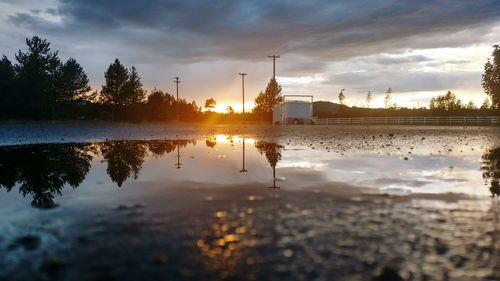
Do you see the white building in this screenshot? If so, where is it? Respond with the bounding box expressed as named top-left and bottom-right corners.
top-left (273, 95), bottom-right (314, 125)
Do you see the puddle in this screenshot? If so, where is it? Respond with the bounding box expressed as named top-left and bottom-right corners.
top-left (0, 130), bottom-right (499, 280)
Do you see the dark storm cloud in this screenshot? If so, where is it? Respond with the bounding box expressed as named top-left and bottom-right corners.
top-left (6, 0), bottom-right (500, 62)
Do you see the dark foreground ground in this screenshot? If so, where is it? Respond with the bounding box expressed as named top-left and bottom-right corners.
top-left (0, 124), bottom-right (499, 281)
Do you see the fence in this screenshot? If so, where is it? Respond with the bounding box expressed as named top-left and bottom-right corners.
top-left (311, 116), bottom-right (500, 126)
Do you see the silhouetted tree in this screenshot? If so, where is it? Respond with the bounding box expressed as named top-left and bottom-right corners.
top-left (481, 98), bottom-right (492, 110)
top-left (146, 88), bottom-right (175, 121)
top-left (465, 100), bottom-right (476, 110)
top-left (384, 88), bottom-right (396, 109)
top-left (482, 45), bottom-right (500, 109)
top-left (338, 89), bottom-right (346, 105)
top-left (365, 91), bottom-right (372, 108)
top-left (253, 78), bottom-right (283, 121)
top-left (123, 66), bottom-right (146, 105)
top-left (0, 144), bottom-right (94, 208)
top-left (205, 97), bottom-right (216, 111)
top-left (0, 55), bottom-right (15, 118)
top-left (15, 36), bottom-right (61, 119)
top-left (482, 147), bottom-right (500, 197)
top-left (100, 59), bottom-right (129, 121)
top-left (57, 57), bottom-right (91, 102)
top-left (429, 91), bottom-right (463, 111)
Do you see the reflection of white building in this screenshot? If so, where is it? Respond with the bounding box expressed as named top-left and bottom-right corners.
top-left (273, 95), bottom-right (314, 125)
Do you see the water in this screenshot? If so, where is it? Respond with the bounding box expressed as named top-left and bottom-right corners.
top-left (0, 125), bottom-right (499, 280)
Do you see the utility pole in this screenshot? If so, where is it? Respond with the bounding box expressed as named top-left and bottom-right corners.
top-left (175, 142), bottom-right (182, 169)
top-left (267, 55), bottom-right (280, 79)
top-left (238, 73), bottom-right (247, 114)
top-left (239, 138), bottom-right (248, 173)
top-left (174, 77), bottom-right (180, 121)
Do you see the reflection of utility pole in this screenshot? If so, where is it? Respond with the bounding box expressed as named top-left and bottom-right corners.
top-left (268, 165), bottom-right (279, 189)
top-left (174, 77), bottom-right (181, 122)
top-left (239, 138), bottom-right (248, 173)
top-left (268, 55), bottom-right (280, 79)
top-left (175, 144), bottom-right (182, 169)
top-left (238, 73), bottom-right (247, 114)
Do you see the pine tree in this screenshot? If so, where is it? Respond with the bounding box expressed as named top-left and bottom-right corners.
top-left (100, 59), bottom-right (129, 121)
top-left (15, 36), bottom-right (61, 119)
top-left (123, 66), bottom-right (145, 105)
top-left (57, 58), bottom-right (91, 102)
top-left (0, 56), bottom-right (15, 118)
top-left (253, 78), bottom-right (284, 121)
top-left (482, 45), bottom-right (500, 109)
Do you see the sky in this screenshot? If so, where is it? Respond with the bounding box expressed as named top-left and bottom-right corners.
top-left (1, 0), bottom-right (500, 112)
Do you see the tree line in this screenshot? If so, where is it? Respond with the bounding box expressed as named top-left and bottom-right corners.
top-left (0, 36), bottom-right (201, 122)
top-left (1, 36), bottom-right (499, 122)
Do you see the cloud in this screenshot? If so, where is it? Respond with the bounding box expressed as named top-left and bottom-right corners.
top-left (6, 0), bottom-right (500, 62)
top-left (1, 0), bottom-right (499, 105)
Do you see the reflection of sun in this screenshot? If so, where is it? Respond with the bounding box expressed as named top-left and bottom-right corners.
top-left (197, 208), bottom-right (258, 279)
top-left (214, 135), bottom-right (255, 145)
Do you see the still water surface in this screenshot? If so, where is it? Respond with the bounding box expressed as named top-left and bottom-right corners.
top-left (0, 127), bottom-right (499, 280)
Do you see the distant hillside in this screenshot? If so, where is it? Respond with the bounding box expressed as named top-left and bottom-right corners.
top-left (313, 101), bottom-right (350, 117)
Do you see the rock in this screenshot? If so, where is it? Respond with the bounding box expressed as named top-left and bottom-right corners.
top-left (14, 235), bottom-right (40, 251)
top-left (372, 266), bottom-right (404, 281)
top-left (40, 256), bottom-right (64, 274)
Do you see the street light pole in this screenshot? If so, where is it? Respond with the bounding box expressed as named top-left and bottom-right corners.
top-left (174, 77), bottom-right (180, 122)
top-left (238, 73), bottom-right (247, 114)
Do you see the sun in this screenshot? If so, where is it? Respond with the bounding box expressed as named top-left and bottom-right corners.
top-left (213, 103), bottom-right (229, 113)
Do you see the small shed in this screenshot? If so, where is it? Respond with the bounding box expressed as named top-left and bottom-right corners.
top-left (273, 95), bottom-right (314, 125)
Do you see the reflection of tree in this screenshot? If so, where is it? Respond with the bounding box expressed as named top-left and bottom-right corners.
top-left (147, 139), bottom-right (195, 157)
top-left (482, 147), bottom-right (500, 197)
top-left (205, 137), bottom-right (217, 148)
top-left (101, 140), bottom-right (196, 186)
top-left (255, 141), bottom-right (284, 189)
top-left (100, 141), bottom-right (148, 187)
top-left (0, 140), bottom-right (197, 207)
top-left (0, 144), bottom-right (94, 208)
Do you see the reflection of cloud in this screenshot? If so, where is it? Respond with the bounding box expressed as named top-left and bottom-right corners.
top-left (371, 178), bottom-right (432, 188)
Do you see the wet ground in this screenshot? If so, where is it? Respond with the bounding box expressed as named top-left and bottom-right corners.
top-left (0, 124), bottom-right (499, 281)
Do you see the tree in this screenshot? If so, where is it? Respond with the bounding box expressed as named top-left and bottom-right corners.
top-left (146, 88), bottom-right (175, 121)
top-left (338, 89), bottom-right (346, 105)
top-left (465, 100), bottom-right (476, 110)
top-left (57, 57), bottom-right (91, 102)
top-left (0, 55), bottom-right (15, 118)
top-left (429, 91), bottom-right (463, 111)
top-left (123, 66), bottom-right (146, 105)
top-left (205, 97), bottom-right (216, 111)
top-left (482, 45), bottom-right (500, 109)
top-left (100, 59), bottom-right (129, 121)
top-left (15, 36), bottom-right (61, 119)
top-left (365, 91), bottom-right (372, 108)
top-left (253, 78), bottom-right (284, 121)
top-left (226, 105), bottom-right (235, 114)
top-left (481, 98), bottom-right (492, 110)
top-left (384, 88), bottom-right (394, 109)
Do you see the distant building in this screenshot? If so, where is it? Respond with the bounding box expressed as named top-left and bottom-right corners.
top-left (273, 96), bottom-right (313, 124)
